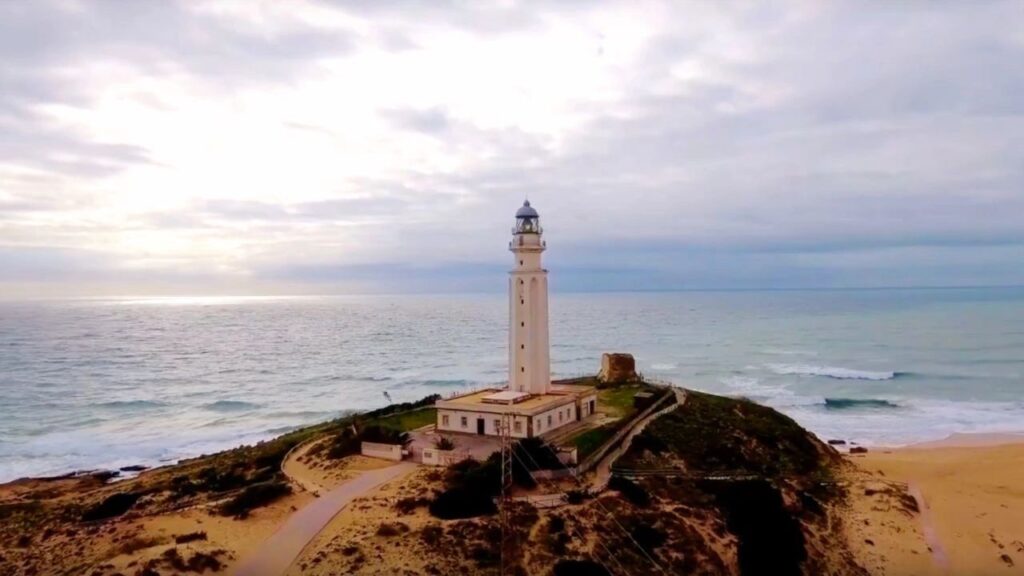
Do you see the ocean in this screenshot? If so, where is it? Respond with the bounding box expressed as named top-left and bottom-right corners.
top-left (2, 288), bottom-right (1022, 482)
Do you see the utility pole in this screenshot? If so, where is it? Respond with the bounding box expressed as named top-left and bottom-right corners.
top-left (499, 411), bottom-right (515, 576)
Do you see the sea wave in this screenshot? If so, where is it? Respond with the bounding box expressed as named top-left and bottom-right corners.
top-left (95, 400), bottom-right (166, 409)
top-left (202, 400), bottom-right (261, 412)
top-left (650, 363), bottom-right (677, 371)
top-left (767, 364), bottom-right (904, 381)
top-left (823, 398), bottom-right (901, 410)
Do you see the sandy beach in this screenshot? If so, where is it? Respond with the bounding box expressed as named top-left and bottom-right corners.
top-left (847, 434), bottom-right (1024, 575)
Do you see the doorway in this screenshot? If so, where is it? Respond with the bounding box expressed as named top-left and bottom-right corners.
top-left (476, 418), bottom-right (485, 435)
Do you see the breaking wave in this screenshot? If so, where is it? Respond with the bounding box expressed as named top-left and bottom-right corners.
top-left (202, 400), bottom-right (261, 412)
top-left (823, 398), bottom-right (902, 410)
top-left (767, 364), bottom-right (906, 381)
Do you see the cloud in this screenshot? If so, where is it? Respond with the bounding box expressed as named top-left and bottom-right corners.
top-left (1, 1), bottom-right (1023, 295)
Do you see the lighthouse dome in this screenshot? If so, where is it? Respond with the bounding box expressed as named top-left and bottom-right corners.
top-left (515, 200), bottom-right (539, 218)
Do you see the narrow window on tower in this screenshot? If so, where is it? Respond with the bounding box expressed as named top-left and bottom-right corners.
top-left (520, 344), bottom-right (524, 349)
top-left (521, 367), bottom-right (525, 372)
top-left (521, 321), bottom-right (524, 327)
top-left (520, 260), bottom-right (523, 266)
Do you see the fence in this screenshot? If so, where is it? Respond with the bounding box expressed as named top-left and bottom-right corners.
top-left (361, 441), bottom-right (404, 461)
top-left (575, 385), bottom-right (676, 474)
top-left (421, 447), bottom-right (469, 467)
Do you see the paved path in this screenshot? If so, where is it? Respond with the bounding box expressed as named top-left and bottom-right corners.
top-left (232, 462), bottom-right (417, 576)
top-left (590, 387), bottom-right (686, 492)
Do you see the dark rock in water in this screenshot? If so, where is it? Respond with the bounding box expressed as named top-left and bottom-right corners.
top-left (850, 446), bottom-right (869, 454)
top-left (81, 492), bottom-right (141, 522)
top-left (119, 465), bottom-right (149, 472)
top-left (827, 439), bottom-right (847, 445)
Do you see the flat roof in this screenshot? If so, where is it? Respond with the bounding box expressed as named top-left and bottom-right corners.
top-left (482, 390), bottom-right (531, 404)
top-left (436, 386), bottom-right (593, 416)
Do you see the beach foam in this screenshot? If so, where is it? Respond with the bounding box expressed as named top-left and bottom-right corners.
top-left (767, 364), bottom-right (902, 381)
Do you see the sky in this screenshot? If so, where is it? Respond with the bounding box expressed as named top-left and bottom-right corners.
top-left (2, 0), bottom-right (1023, 297)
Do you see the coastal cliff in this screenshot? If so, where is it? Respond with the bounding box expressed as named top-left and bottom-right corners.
top-left (0, 386), bottom-right (966, 575)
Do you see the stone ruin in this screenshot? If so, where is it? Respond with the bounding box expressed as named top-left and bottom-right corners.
top-left (597, 352), bottom-right (640, 384)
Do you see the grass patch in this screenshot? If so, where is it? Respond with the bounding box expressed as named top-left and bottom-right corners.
top-left (623, 390), bottom-right (834, 479)
top-left (597, 384), bottom-right (646, 419)
top-left (375, 407), bottom-right (436, 432)
top-left (572, 425), bottom-right (617, 459)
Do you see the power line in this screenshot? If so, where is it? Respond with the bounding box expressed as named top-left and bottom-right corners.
top-left (508, 444), bottom-right (628, 576)
top-left (530, 437), bottom-right (668, 575)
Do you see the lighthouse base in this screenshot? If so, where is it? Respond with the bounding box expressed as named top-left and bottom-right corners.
top-left (435, 383), bottom-right (597, 439)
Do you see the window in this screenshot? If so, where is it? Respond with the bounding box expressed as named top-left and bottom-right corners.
top-left (547, 415), bottom-right (552, 426)
top-left (520, 299), bottom-right (524, 305)
top-left (514, 421), bottom-right (522, 433)
top-left (519, 279), bottom-right (524, 285)
top-left (521, 367), bottom-right (525, 372)
top-left (521, 321), bottom-right (524, 327)
top-left (442, 415), bottom-right (449, 427)
top-left (460, 416), bottom-right (468, 428)
top-left (536, 418), bottom-right (541, 430)
top-left (521, 344), bottom-right (525, 349)
top-left (558, 411), bottom-right (563, 423)
top-left (494, 419), bottom-right (501, 432)
top-left (520, 260), bottom-right (523, 266)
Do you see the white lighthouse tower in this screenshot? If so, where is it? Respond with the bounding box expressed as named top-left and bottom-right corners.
top-left (508, 200), bottom-right (551, 395)
top-left (433, 201), bottom-right (597, 438)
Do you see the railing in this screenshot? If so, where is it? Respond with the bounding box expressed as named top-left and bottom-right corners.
top-left (576, 386), bottom-right (676, 474)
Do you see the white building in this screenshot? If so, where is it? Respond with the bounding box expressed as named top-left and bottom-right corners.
top-left (436, 201), bottom-right (597, 438)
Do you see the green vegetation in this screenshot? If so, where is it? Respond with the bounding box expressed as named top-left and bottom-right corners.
top-left (80, 492), bottom-right (141, 522)
top-left (597, 384), bottom-right (646, 419)
top-left (429, 438), bottom-right (562, 519)
top-left (622, 390), bottom-right (834, 478)
top-left (375, 407), bottom-right (436, 432)
top-left (217, 480), bottom-right (292, 518)
top-left (572, 424), bottom-right (617, 459)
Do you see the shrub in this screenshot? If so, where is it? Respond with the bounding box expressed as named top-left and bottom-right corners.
top-left (428, 487), bottom-right (496, 519)
top-left (395, 496), bottom-right (430, 515)
top-left (218, 480), bottom-right (292, 518)
top-left (434, 436), bottom-right (456, 450)
top-left (553, 559), bottom-right (612, 576)
top-left (565, 489), bottom-right (589, 504)
top-left (608, 476), bottom-right (650, 508)
top-left (81, 492), bottom-right (141, 521)
top-left (515, 437), bottom-right (563, 471)
top-left (359, 425), bottom-right (410, 447)
top-left (631, 523), bottom-right (667, 554)
top-left (548, 515), bottom-right (565, 534)
top-left (420, 525), bottom-right (443, 546)
top-left (376, 522), bottom-right (409, 537)
top-left (174, 531), bottom-right (207, 544)
top-left (700, 479), bottom-right (806, 576)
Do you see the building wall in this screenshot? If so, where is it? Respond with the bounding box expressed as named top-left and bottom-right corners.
top-left (360, 441), bottom-right (403, 461)
top-left (530, 401), bottom-right (578, 436)
top-left (437, 401), bottom-right (583, 438)
top-left (436, 408), bottom-right (531, 438)
top-left (422, 448), bottom-right (467, 467)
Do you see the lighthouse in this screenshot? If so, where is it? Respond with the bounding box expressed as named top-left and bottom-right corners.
top-left (508, 200), bottom-right (551, 395)
top-left (433, 200), bottom-right (597, 439)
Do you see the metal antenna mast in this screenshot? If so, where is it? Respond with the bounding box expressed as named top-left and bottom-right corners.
top-left (499, 411), bottom-right (515, 576)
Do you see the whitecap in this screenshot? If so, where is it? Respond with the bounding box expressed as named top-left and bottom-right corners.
top-left (767, 364), bottom-right (899, 381)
